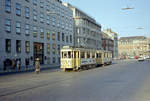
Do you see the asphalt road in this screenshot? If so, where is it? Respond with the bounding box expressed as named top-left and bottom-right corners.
top-left (0, 59), bottom-right (150, 101)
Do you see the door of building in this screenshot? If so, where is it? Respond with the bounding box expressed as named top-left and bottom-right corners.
top-left (34, 42), bottom-right (44, 64)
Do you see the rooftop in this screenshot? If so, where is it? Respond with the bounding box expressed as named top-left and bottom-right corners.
top-left (119, 36), bottom-right (147, 41)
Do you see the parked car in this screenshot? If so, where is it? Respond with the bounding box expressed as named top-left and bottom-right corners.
top-left (145, 56), bottom-right (150, 59)
top-left (138, 57), bottom-right (144, 61)
top-left (129, 56), bottom-right (134, 59)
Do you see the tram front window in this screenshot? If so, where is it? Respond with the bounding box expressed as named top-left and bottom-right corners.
top-left (62, 52), bottom-right (67, 58)
top-left (62, 51), bottom-right (72, 58)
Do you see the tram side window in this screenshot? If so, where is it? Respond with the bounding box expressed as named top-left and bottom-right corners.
top-left (81, 52), bottom-right (85, 58)
top-left (97, 53), bottom-right (101, 58)
top-left (92, 53), bottom-right (95, 58)
top-left (96, 53), bottom-right (98, 58)
top-left (106, 53), bottom-right (108, 58)
top-left (87, 52), bottom-right (90, 58)
top-left (99, 53), bottom-right (102, 58)
top-left (68, 51), bottom-right (71, 58)
top-left (104, 53), bottom-right (106, 58)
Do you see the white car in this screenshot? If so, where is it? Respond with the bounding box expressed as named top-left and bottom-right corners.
top-left (145, 56), bottom-right (150, 59)
top-left (138, 57), bottom-right (144, 61)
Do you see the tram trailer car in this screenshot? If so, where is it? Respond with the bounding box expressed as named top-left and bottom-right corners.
top-left (103, 51), bottom-right (113, 65)
top-left (61, 46), bottom-right (112, 71)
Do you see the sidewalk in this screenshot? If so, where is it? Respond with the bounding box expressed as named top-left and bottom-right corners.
top-left (0, 64), bottom-right (60, 76)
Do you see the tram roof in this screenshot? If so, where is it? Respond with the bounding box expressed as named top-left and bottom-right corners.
top-left (61, 46), bottom-right (105, 52)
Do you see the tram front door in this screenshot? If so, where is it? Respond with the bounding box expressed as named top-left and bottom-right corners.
top-left (74, 51), bottom-right (79, 70)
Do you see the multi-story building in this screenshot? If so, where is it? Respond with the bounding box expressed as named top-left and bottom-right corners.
top-left (103, 28), bottom-right (118, 58)
top-left (0, 0), bottom-right (74, 70)
top-left (63, 3), bottom-right (102, 50)
top-left (101, 31), bottom-right (114, 53)
top-left (118, 36), bottom-right (150, 58)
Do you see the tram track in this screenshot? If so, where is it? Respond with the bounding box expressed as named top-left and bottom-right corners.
top-left (0, 75), bottom-right (74, 97)
top-left (0, 60), bottom-right (138, 98)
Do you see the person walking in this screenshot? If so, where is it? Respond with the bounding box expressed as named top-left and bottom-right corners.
top-left (11, 59), bottom-right (16, 70)
top-left (17, 59), bottom-right (21, 71)
top-left (25, 58), bottom-right (29, 70)
top-left (3, 60), bottom-right (6, 71)
top-left (35, 58), bottom-right (40, 74)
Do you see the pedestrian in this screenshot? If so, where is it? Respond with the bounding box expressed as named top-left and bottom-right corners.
top-left (25, 58), bottom-right (29, 70)
top-left (35, 58), bottom-right (40, 74)
top-left (11, 59), bottom-right (16, 70)
top-left (3, 60), bottom-right (6, 71)
top-left (17, 59), bottom-right (21, 71)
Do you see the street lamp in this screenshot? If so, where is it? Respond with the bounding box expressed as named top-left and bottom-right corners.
top-left (136, 27), bottom-right (144, 30)
top-left (121, 7), bottom-right (134, 10)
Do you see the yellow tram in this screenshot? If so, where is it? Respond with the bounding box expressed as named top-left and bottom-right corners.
top-left (61, 46), bottom-right (112, 71)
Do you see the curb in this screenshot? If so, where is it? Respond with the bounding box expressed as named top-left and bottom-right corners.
top-left (0, 66), bottom-right (60, 76)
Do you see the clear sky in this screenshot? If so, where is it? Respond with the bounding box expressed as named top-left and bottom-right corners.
top-left (62, 0), bottom-right (150, 38)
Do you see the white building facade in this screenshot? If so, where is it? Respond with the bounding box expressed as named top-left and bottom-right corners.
top-left (103, 29), bottom-right (118, 58)
top-left (63, 3), bottom-right (102, 50)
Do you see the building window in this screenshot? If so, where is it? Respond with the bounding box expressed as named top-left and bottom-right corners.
top-left (57, 21), bottom-right (60, 28)
top-left (47, 30), bottom-right (50, 40)
top-left (52, 17), bottom-right (55, 26)
top-left (5, 39), bottom-right (11, 53)
top-left (62, 33), bottom-right (64, 41)
top-left (5, 19), bottom-right (11, 33)
top-left (70, 35), bottom-right (72, 43)
top-left (25, 7), bottom-right (30, 19)
top-left (16, 40), bottom-right (21, 53)
top-left (52, 44), bottom-right (56, 55)
top-left (46, 15), bottom-right (50, 25)
top-left (66, 23), bottom-right (68, 30)
top-left (62, 22), bottom-right (64, 29)
top-left (57, 45), bottom-right (60, 55)
top-left (32, 0), bottom-right (37, 5)
top-left (66, 36), bottom-right (68, 43)
top-left (33, 9), bottom-right (37, 21)
top-left (47, 43), bottom-right (50, 54)
top-left (57, 32), bottom-right (60, 41)
top-left (77, 28), bottom-right (80, 34)
top-left (52, 33), bottom-right (56, 40)
top-left (58, 57), bottom-right (60, 63)
top-left (33, 26), bottom-right (37, 37)
top-left (16, 3), bottom-right (21, 16)
top-left (5, 0), bottom-right (11, 13)
top-left (40, 28), bottom-right (44, 38)
top-left (40, 13), bottom-right (44, 23)
top-left (53, 57), bottom-right (55, 63)
top-left (46, 4), bottom-right (49, 11)
top-left (40, 0), bottom-right (44, 8)
top-left (25, 24), bottom-right (30, 35)
top-left (16, 21), bottom-right (21, 34)
top-left (25, 0), bottom-right (29, 2)
top-left (25, 41), bottom-right (30, 53)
